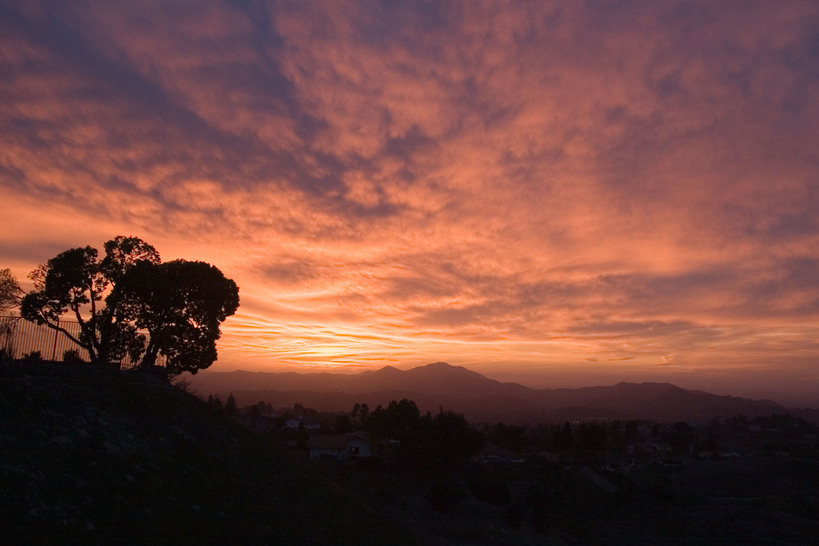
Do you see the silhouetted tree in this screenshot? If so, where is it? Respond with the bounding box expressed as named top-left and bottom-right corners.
top-left (489, 422), bottom-right (528, 452)
top-left (668, 422), bottom-right (694, 454)
top-left (366, 400), bottom-right (482, 466)
top-left (334, 414), bottom-right (354, 434)
top-left (552, 421), bottom-right (574, 454)
top-left (119, 259), bottom-right (239, 375)
top-left (20, 236), bottom-right (238, 375)
top-left (0, 268), bottom-right (23, 313)
top-left (430, 409), bottom-right (483, 463)
top-left (20, 237), bottom-right (160, 365)
top-left (573, 423), bottom-right (607, 463)
top-left (366, 399), bottom-right (420, 439)
top-left (350, 402), bottom-right (370, 426)
top-left (224, 393), bottom-right (238, 417)
top-left (207, 394), bottom-right (224, 412)
top-left (247, 402), bottom-right (263, 420)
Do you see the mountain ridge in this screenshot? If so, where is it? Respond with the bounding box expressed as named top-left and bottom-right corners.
top-left (185, 362), bottom-right (808, 423)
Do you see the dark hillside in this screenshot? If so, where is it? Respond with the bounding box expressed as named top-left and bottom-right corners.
top-left (0, 362), bottom-right (410, 544)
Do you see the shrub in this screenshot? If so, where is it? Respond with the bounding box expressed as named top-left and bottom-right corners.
top-left (23, 350), bottom-right (42, 362)
top-left (63, 349), bottom-right (85, 365)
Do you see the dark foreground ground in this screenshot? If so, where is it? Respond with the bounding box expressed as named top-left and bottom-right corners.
top-left (318, 452), bottom-right (819, 545)
top-left (0, 362), bottom-right (408, 544)
top-left (1, 361), bottom-right (817, 544)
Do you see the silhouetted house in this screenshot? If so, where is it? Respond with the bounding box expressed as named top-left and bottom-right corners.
top-left (307, 434), bottom-right (371, 461)
top-left (284, 418), bottom-right (299, 429)
top-left (284, 415), bottom-right (321, 431)
top-left (302, 416), bottom-right (321, 431)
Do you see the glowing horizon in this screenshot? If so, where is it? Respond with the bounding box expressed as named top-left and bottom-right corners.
top-left (2, 1), bottom-right (818, 400)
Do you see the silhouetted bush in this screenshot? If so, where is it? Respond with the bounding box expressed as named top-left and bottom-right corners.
top-left (62, 349), bottom-right (84, 365)
top-left (23, 350), bottom-right (42, 362)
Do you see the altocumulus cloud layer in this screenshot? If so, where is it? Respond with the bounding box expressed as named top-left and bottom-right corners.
top-left (2, 1), bottom-right (818, 396)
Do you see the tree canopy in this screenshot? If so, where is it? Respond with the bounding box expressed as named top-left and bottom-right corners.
top-left (19, 236), bottom-right (239, 376)
top-left (120, 259), bottom-right (240, 375)
top-left (364, 399), bottom-right (483, 466)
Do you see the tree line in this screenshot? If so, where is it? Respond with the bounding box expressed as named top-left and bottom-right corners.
top-left (214, 396), bottom-right (485, 467)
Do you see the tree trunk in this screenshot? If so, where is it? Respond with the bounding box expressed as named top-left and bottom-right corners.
top-left (141, 343), bottom-right (159, 370)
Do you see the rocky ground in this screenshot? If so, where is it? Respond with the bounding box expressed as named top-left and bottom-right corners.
top-left (0, 361), bottom-right (409, 544)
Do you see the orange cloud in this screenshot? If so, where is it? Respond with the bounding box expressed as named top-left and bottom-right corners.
top-left (1, 1), bottom-right (818, 399)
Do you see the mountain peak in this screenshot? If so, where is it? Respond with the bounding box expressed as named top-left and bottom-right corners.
top-left (373, 365), bottom-right (403, 375)
top-left (410, 362), bottom-right (480, 377)
top-left (422, 361), bottom-right (456, 369)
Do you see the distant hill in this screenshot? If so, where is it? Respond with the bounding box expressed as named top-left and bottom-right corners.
top-left (186, 362), bottom-right (797, 423)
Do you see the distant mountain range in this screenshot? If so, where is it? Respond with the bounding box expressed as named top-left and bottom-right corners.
top-left (186, 362), bottom-right (816, 424)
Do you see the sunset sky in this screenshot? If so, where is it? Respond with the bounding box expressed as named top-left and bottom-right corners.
top-left (2, 1), bottom-right (818, 401)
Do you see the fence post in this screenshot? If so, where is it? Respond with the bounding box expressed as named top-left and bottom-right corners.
top-left (51, 319), bottom-right (60, 361)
